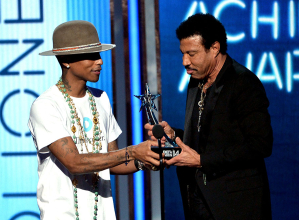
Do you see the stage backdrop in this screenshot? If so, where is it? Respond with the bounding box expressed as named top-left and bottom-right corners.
top-left (0, 0), bottom-right (114, 219)
top-left (159, 0), bottom-right (299, 219)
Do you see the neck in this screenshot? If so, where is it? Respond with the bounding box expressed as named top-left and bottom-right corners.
top-left (204, 53), bottom-right (227, 89)
top-left (61, 73), bottom-right (87, 97)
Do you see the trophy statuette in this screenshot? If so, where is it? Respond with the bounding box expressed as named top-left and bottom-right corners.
top-left (134, 83), bottom-right (181, 159)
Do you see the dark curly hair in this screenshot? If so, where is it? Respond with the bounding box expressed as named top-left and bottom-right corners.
top-left (176, 13), bottom-right (227, 54)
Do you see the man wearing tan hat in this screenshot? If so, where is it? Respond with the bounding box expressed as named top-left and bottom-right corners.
top-left (28, 20), bottom-right (160, 220)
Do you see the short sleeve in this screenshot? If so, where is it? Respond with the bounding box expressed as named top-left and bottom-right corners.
top-left (100, 93), bottom-right (122, 143)
top-left (28, 98), bottom-right (70, 153)
top-left (107, 112), bottom-right (122, 143)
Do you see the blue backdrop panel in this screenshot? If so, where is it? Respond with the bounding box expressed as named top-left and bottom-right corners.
top-left (0, 0), bottom-right (114, 219)
top-left (159, 0), bottom-right (299, 219)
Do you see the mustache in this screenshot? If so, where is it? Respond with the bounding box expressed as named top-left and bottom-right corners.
top-left (185, 66), bottom-right (197, 71)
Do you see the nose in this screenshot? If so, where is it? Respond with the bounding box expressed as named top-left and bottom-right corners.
top-left (96, 58), bottom-right (103, 65)
top-left (182, 54), bottom-right (190, 67)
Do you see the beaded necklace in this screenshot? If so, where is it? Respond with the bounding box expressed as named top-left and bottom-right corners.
top-left (56, 78), bottom-right (101, 220)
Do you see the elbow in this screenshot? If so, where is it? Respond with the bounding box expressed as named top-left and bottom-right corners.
top-left (263, 143), bottom-right (273, 158)
top-left (261, 137), bottom-right (273, 158)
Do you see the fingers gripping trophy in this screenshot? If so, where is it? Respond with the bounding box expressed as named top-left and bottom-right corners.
top-left (134, 83), bottom-right (181, 159)
top-left (135, 83), bottom-right (181, 220)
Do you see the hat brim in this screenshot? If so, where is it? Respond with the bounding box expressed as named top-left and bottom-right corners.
top-left (39, 44), bottom-right (116, 56)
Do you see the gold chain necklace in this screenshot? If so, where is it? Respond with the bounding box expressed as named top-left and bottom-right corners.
top-left (56, 78), bottom-right (101, 219)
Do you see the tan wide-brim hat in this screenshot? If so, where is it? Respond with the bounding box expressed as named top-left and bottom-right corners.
top-left (39, 20), bottom-right (115, 56)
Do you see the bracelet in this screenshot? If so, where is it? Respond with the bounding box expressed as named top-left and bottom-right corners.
top-left (134, 159), bottom-right (145, 171)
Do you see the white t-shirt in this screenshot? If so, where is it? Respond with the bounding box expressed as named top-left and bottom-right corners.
top-left (28, 85), bottom-right (122, 220)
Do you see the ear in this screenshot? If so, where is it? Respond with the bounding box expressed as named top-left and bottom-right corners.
top-left (211, 41), bottom-right (220, 57)
top-left (57, 55), bottom-right (70, 69)
top-left (61, 62), bottom-right (70, 69)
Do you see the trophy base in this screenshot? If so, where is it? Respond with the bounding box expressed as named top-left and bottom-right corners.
top-left (151, 147), bottom-right (182, 159)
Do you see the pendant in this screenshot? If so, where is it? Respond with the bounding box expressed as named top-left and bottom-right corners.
top-left (197, 111), bottom-right (202, 132)
top-left (93, 117), bottom-right (98, 124)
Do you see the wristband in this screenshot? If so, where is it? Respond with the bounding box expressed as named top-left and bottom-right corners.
top-left (134, 159), bottom-right (145, 171)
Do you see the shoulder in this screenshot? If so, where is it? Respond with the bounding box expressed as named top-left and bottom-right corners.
top-left (230, 59), bottom-right (265, 92)
top-left (87, 86), bottom-right (110, 103)
top-left (30, 86), bottom-right (62, 113)
top-left (87, 86), bottom-right (105, 98)
top-left (226, 59), bottom-right (269, 109)
top-left (87, 87), bottom-right (113, 113)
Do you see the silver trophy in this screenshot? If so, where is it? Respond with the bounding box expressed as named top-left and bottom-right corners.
top-left (135, 84), bottom-right (181, 158)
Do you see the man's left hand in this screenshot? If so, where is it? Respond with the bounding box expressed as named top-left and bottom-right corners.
top-left (165, 137), bottom-right (202, 168)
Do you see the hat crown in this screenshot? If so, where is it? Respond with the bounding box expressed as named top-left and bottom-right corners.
top-left (39, 20), bottom-right (115, 56)
top-left (53, 20), bottom-right (100, 49)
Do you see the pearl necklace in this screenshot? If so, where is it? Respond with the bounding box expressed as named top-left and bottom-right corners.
top-left (56, 78), bottom-right (101, 220)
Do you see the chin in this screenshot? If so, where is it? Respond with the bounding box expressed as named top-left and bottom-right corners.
top-left (89, 79), bottom-right (99, 83)
top-left (191, 75), bottom-right (204, 80)
top-left (88, 75), bottom-right (100, 83)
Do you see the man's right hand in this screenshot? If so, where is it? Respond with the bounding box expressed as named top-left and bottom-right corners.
top-left (132, 140), bottom-right (161, 167)
top-left (144, 121), bottom-right (175, 146)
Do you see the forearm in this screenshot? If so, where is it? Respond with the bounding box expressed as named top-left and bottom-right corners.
top-left (110, 160), bottom-right (138, 175)
top-left (50, 137), bottom-right (160, 175)
top-left (49, 137), bottom-right (136, 175)
top-left (67, 147), bottom-right (134, 174)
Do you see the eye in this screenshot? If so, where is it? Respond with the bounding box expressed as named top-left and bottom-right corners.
top-left (85, 53), bottom-right (101, 60)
